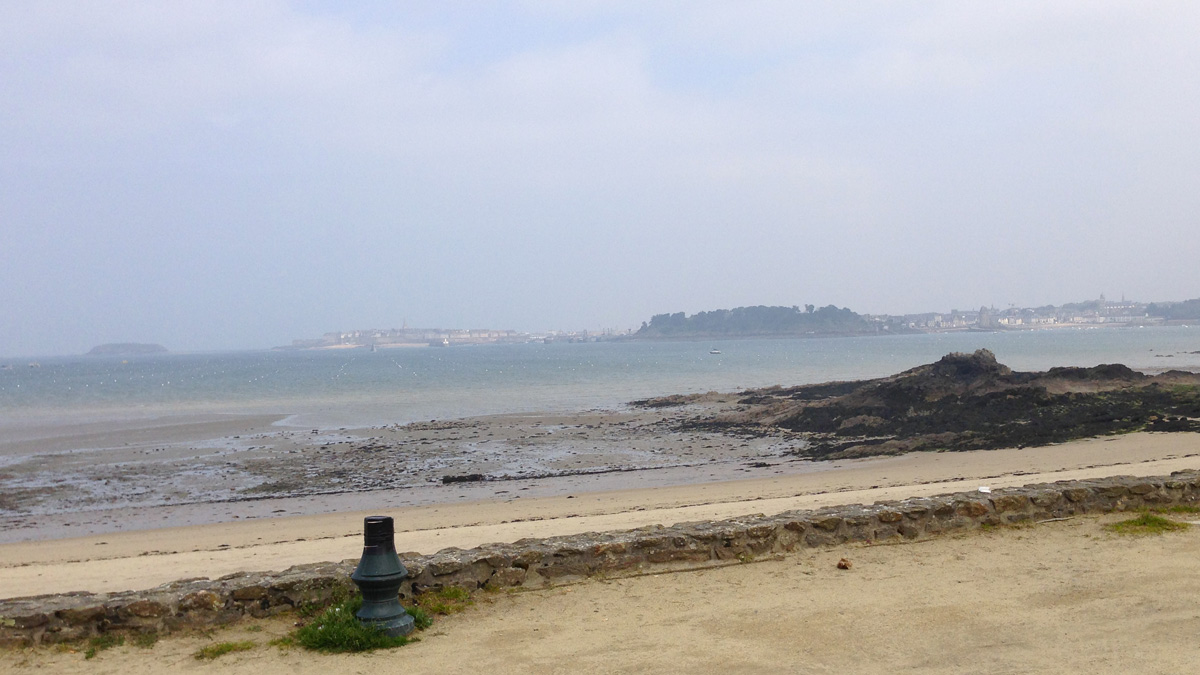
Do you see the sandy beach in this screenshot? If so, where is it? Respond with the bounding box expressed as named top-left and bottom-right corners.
top-left (3, 510), bottom-right (1198, 673)
top-left (2, 431), bottom-right (1198, 599)
top-left (1, 419), bottom-right (1198, 672)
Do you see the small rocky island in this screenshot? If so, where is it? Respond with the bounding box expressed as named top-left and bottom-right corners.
top-left (643, 349), bottom-right (1200, 459)
top-left (86, 343), bottom-right (168, 356)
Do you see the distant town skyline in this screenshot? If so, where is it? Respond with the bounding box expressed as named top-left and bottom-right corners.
top-left (273, 294), bottom-right (1200, 355)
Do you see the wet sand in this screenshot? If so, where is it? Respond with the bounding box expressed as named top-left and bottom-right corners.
top-left (2, 431), bottom-right (1198, 599)
top-left (1, 401), bottom-right (815, 542)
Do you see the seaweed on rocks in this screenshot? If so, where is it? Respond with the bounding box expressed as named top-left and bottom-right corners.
top-left (682, 349), bottom-right (1200, 460)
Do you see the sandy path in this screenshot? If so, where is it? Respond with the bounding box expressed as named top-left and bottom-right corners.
top-left (4, 513), bottom-right (1198, 674)
top-left (2, 432), bottom-right (1198, 599)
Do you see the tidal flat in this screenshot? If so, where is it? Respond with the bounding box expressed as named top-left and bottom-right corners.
top-left (4, 349), bottom-right (1200, 545)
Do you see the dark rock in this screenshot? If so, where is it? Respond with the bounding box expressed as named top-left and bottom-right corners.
top-left (442, 473), bottom-right (487, 484)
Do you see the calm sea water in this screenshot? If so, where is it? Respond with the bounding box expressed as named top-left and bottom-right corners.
top-left (3, 327), bottom-right (1198, 429)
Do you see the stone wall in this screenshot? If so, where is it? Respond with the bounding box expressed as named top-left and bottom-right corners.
top-left (3, 470), bottom-right (1198, 647)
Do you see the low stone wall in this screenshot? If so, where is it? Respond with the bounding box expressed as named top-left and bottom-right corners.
top-left (3, 470), bottom-right (1198, 647)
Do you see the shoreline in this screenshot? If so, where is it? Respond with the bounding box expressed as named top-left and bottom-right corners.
top-left (3, 431), bottom-right (1197, 599)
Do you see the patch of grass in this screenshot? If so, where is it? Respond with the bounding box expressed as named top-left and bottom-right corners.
top-left (416, 586), bottom-right (473, 615)
top-left (83, 634), bottom-right (124, 659)
top-left (407, 605), bottom-right (433, 631)
top-left (244, 624), bottom-right (264, 633)
top-left (1106, 513), bottom-right (1191, 536)
top-left (130, 632), bottom-right (158, 649)
top-left (290, 596), bottom-right (429, 653)
top-left (194, 640), bottom-right (256, 660)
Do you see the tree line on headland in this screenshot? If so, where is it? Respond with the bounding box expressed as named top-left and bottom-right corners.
top-left (632, 296), bottom-right (1200, 340)
top-left (1147, 298), bottom-right (1200, 321)
top-left (634, 305), bottom-right (892, 339)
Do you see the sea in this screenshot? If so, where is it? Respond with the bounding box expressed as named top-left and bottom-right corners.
top-left (3, 326), bottom-right (1199, 431)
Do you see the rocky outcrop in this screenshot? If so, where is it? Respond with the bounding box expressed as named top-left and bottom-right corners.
top-left (681, 350), bottom-right (1200, 458)
top-left (85, 343), bottom-right (167, 356)
top-left (2, 470), bottom-right (1198, 647)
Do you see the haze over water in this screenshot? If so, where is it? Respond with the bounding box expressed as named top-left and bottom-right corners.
top-left (3, 327), bottom-right (1197, 431)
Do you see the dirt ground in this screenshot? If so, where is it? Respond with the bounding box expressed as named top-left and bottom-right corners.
top-left (4, 512), bottom-right (1199, 674)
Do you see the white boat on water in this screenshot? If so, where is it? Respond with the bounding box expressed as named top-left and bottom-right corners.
top-left (709, 349), bottom-right (721, 355)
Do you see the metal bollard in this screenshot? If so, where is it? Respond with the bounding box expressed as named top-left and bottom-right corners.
top-left (350, 516), bottom-right (415, 637)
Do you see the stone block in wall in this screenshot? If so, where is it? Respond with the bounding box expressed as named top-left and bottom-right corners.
top-left (873, 525), bottom-right (899, 540)
top-left (782, 519), bottom-right (808, 533)
top-left (511, 549), bottom-right (545, 570)
top-left (646, 548), bottom-right (710, 564)
top-left (812, 516), bottom-right (843, 532)
top-left (6, 611), bottom-right (48, 629)
top-left (484, 567), bottom-right (526, 589)
top-left (877, 510), bottom-right (903, 523)
top-left (805, 532), bottom-right (836, 547)
top-left (178, 590), bottom-right (223, 612)
top-left (119, 600), bottom-right (168, 619)
top-left (954, 500), bottom-right (990, 518)
top-left (57, 605), bottom-right (106, 626)
top-left (442, 560), bottom-right (499, 590)
top-left (0, 635), bottom-right (33, 649)
top-left (40, 625), bottom-right (91, 644)
top-left (1029, 491), bottom-right (1063, 508)
top-left (231, 586), bottom-right (268, 602)
top-left (990, 494), bottom-right (1030, 513)
top-left (932, 501), bottom-right (956, 517)
top-left (1062, 488), bottom-right (1091, 503)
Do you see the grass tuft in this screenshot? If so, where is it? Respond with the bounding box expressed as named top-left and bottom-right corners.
top-left (408, 605), bottom-right (433, 631)
top-left (417, 586), bottom-right (473, 615)
top-left (83, 634), bottom-right (124, 659)
top-left (130, 632), bottom-right (158, 649)
top-left (290, 596), bottom-right (429, 653)
top-left (1106, 513), bottom-right (1191, 536)
top-left (194, 640), bottom-right (256, 660)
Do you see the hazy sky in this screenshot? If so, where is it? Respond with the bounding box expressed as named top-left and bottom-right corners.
top-left (3, 1), bottom-right (1199, 356)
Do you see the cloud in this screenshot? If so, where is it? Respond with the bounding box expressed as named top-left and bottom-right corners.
top-left (1, 2), bottom-right (1198, 355)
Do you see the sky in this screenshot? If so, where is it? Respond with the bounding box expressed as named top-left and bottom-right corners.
top-left (3, 1), bottom-right (1199, 356)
